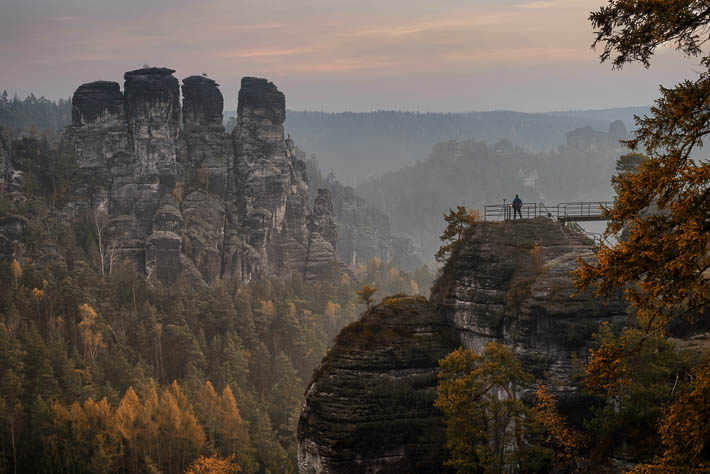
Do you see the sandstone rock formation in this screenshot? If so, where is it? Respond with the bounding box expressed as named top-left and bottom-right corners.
top-left (327, 179), bottom-right (423, 272)
top-left (68, 68), bottom-right (336, 283)
top-left (0, 130), bottom-right (26, 260)
top-left (431, 218), bottom-right (628, 394)
top-left (298, 296), bottom-right (457, 474)
top-left (304, 188), bottom-right (338, 280)
top-left (298, 218), bottom-right (629, 472)
top-left (566, 120), bottom-right (627, 152)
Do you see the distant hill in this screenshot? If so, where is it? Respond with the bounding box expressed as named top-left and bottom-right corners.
top-left (1, 95), bottom-right (643, 186)
top-left (0, 91), bottom-right (71, 134)
top-left (355, 138), bottom-right (622, 262)
top-left (545, 106), bottom-right (649, 128)
top-left (233, 107), bottom-right (647, 185)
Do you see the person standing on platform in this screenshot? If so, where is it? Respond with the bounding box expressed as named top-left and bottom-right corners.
top-left (512, 194), bottom-right (523, 219)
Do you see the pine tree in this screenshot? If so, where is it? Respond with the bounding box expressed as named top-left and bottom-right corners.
top-left (435, 206), bottom-right (479, 263)
top-left (0, 369), bottom-right (24, 474)
top-left (216, 386), bottom-right (256, 472)
top-left (356, 285), bottom-right (377, 310)
top-left (195, 381), bottom-right (219, 445)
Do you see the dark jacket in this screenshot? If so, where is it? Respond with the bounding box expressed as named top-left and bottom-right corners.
top-left (512, 197), bottom-right (522, 209)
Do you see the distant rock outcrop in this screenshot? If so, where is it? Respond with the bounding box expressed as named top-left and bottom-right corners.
top-left (67, 68), bottom-right (336, 283)
top-left (327, 180), bottom-right (423, 271)
top-left (0, 133), bottom-right (7, 187)
top-left (566, 120), bottom-right (627, 152)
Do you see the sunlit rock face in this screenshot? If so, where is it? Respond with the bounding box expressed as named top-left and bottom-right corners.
top-left (298, 218), bottom-right (629, 473)
top-left (68, 68), bottom-right (336, 284)
top-left (298, 296), bottom-right (457, 474)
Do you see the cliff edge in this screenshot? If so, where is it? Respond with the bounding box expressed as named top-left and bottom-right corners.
top-left (298, 218), bottom-right (629, 473)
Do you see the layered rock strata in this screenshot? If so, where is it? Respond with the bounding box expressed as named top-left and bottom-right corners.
top-left (299, 218), bottom-right (629, 472)
top-left (298, 296), bottom-right (457, 474)
top-left (327, 180), bottom-right (423, 271)
top-left (68, 69), bottom-right (336, 283)
top-left (430, 218), bottom-right (628, 394)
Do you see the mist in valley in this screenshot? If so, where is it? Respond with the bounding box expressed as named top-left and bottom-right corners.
top-left (2, 1), bottom-right (707, 473)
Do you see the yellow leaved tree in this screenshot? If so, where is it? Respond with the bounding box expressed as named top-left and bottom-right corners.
top-left (574, 1), bottom-right (710, 470)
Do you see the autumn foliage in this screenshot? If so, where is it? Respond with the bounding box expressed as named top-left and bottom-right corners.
top-left (572, 1), bottom-right (710, 469)
top-left (578, 0), bottom-right (710, 339)
top-left (37, 380), bottom-right (254, 474)
top-left (185, 454), bottom-right (241, 474)
top-left (631, 364), bottom-right (710, 473)
top-left (0, 226), bottom-right (433, 472)
top-left (533, 383), bottom-right (584, 472)
top-left (435, 344), bottom-right (536, 473)
top-left (356, 284), bottom-right (377, 309)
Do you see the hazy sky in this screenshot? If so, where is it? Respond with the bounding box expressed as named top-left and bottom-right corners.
top-left (0, 0), bottom-right (697, 112)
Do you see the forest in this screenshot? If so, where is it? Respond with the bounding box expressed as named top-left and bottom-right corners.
top-left (0, 128), bottom-right (434, 473)
top-left (356, 138), bottom-right (620, 261)
top-left (1, 0), bottom-right (709, 471)
top-left (0, 92), bottom-right (70, 136)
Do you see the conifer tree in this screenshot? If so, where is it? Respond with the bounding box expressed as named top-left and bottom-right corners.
top-left (435, 206), bottom-right (479, 263)
top-left (356, 284), bottom-right (377, 310)
top-left (0, 369), bottom-right (23, 474)
top-left (578, 0), bottom-right (710, 341)
top-left (216, 386), bottom-right (256, 472)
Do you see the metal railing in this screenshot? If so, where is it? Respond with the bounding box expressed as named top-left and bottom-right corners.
top-left (484, 203), bottom-right (551, 221)
top-left (484, 201), bottom-right (614, 222)
top-left (556, 201), bottom-right (614, 222)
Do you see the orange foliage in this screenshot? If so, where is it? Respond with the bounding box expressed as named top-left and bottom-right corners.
top-left (529, 240), bottom-right (544, 273)
top-left (10, 258), bottom-right (21, 284)
top-left (356, 284), bottom-right (377, 309)
top-left (78, 303), bottom-right (104, 362)
top-left (585, 342), bottom-right (630, 394)
top-left (631, 363), bottom-right (710, 473)
top-left (185, 454), bottom-right (241, 474)
top-left (533, 383), bottom-right (584, 471)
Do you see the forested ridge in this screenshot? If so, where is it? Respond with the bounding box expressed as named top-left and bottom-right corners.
top-left (0, 128), bottom-right (434, 473)
top-left (0, 92), bottom-right (70, 135)
top-left (356, 139), bottom-right (619, 261)
top-left (280, 108), bottom-right (639, 183)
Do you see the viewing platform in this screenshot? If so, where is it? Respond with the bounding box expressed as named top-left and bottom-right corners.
top-left (484, 201), bottom-right (614, 222)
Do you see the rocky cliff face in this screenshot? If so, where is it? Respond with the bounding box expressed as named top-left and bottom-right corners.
top-left (298, 296), bottom-right (457, 474)
top-left (327, 180), bottom-right (423, 271)
top-left (431, 218), bottom-right (628, 394)
top-left (68, 68), bottom-right (336, 283)
top-left (298, 218), bottom-right (629, 473)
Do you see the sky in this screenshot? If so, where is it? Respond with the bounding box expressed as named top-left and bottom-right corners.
top-left (0, 0), bottom-right (698, 112)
